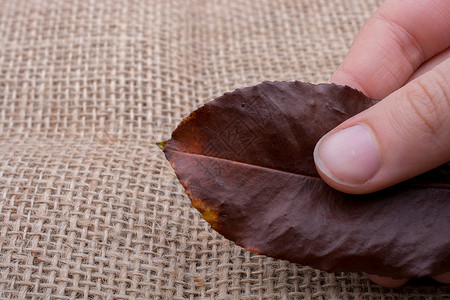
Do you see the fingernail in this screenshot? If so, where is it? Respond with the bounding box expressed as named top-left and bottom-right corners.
top-left (314, 124), bottom-right (381, 186)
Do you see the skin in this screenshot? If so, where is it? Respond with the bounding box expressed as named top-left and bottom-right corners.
top-left (317, 0), bottom-right (450, 287)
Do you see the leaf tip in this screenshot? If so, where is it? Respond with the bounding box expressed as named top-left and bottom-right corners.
top-left (156, 141), bottom-right (166, 150)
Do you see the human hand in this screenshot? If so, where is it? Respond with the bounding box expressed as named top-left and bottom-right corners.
top-left (313, 0), bottom-right (450, 287)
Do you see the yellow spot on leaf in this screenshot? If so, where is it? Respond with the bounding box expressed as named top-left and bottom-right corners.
top-left (191, 198), bottom-right (205, 210)
top-left (201, 208), bottom-right (219, 224)
top-left (245, 246), bottom-right (260, 254)
top-left (191, 198), bottom-right (219, 228)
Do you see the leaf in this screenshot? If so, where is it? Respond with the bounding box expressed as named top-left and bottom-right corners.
top-left (159, 81), bottom-right (450, 278)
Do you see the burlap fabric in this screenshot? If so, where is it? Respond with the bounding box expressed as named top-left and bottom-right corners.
top-left (1, 0), bottom-right (449, 299)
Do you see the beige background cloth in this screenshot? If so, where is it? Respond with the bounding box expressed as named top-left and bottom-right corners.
top-left (1, 0), bottom-right (449, 299)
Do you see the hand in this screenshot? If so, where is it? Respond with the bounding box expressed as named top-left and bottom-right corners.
top-left (313, 0), bottom-right (450, 287)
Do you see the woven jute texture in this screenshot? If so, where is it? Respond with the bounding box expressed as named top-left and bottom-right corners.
top-left (1, 0), bottom-right (449, 299)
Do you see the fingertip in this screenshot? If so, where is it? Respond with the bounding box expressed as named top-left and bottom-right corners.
top-left (365, 274), bottom-right (408, 288)
top-left (313, 124), bottom-right (381, 194)
top-left (433, 272), bottom-right (450, 284)
top-left (329, 68), bottom-right (371, 98)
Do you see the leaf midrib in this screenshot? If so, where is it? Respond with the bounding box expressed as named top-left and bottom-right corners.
top-left (165, 147), bottom-right (450, 191)
top-left (165, 146), bottom-right (323, 181)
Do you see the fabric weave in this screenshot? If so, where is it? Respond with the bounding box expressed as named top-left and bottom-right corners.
top-left (1, 0), bottom-right (449, 299)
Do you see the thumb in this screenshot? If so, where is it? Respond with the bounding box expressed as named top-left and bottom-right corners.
top-left (314, 58), bottom-right (450, 194)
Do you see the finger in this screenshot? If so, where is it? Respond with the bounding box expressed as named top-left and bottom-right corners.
top-left (366, 271), bottom-right (450, 287)
top-left (433, 272), bottom-right (450, 284)
top-left (331, 0), bottom-right (450, 99)
top-left (408, 47), bottom-right (450, 82)
top-left (315, 58), bottom-right (450, 194)
top-left (365, 274), bottom-right (408, 288)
